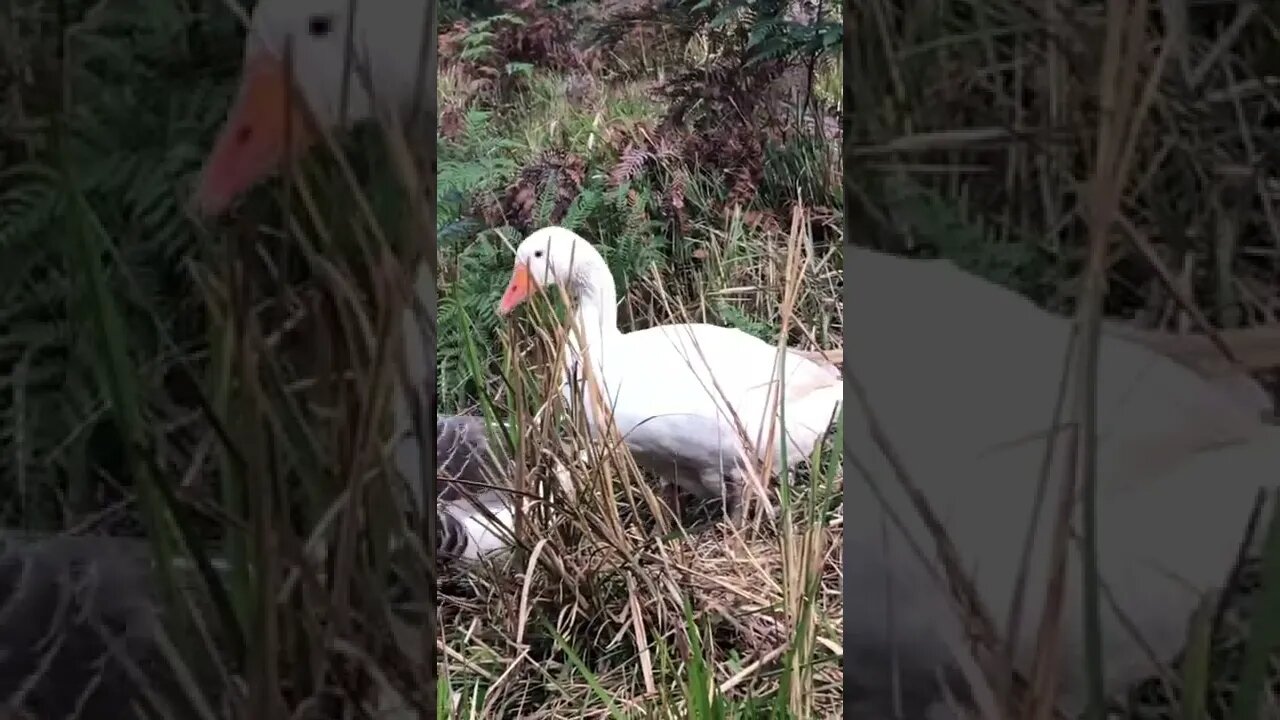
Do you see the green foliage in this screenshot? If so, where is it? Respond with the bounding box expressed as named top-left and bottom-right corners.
top-left (709, 0), bottom-right (842, 67)
top-left (457, 13), bottom-right (527, 63)
top-left (876, 175), bottom-right (1054, 302)
top-left (761, 133), bottom-right (841, 212)
top-left (438, 109), bottom-right (520, 221)
top-left (0, 3), bottom-right (240, 528)
top-left (712, 302), bottom-right (774, 343)
top-left (438, 233), bottom-right (506, 406)
top-left (681, 597), bottom-right (729, 720)
top-left (595, 0), bottom-right (840, 69)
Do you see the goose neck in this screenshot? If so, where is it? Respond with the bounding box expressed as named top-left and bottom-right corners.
top-left (568, 261), bottom-right (620, 350)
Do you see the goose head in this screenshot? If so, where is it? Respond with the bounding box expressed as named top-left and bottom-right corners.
top-left (194, 0), bottom-right (429, 216)
top-left (497, 227), bottom-right (607, 315)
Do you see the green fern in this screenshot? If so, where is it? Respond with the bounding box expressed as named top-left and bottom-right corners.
top-left (0, 3), bottom-right (240, 528)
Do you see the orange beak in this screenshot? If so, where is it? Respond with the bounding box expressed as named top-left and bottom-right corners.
top-left (498, 263), bottom-right (536, 315)
top-left (193, 52), bottom-right (319, 216)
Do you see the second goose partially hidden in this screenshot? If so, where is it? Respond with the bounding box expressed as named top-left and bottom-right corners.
top-left (432, 414), bottom-right (517, 565)
top-left (496, 227), bottom-right (843, 516)
top-left (393, 414), bottom-right (521, 567)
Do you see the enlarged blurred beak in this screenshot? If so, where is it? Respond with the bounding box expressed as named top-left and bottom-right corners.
top-left (193, 52), bottom-right (319, 217)
top-left (497, 262), bottom-right (535, 316)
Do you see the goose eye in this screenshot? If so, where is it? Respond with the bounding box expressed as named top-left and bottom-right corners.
top-left (534, 250), bottom-right (544, 259)
top-left (307, 14), bottom-right (333, 37)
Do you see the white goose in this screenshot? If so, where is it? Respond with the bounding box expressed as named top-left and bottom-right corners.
top-left (837, 246), bottom-right (1280, 716)
top-left (193, 0), bottom-right (524, 564)
top-left (841, 246), bottom-right (1274, 488)
top-left (194, 0), bottom-right (429, 217)
top-left (496, 227), bottom-right (843, 514)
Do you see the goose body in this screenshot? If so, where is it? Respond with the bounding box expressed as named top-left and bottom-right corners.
top-left (432, 414), bottom-right (517, 564)
top-left (844, 423), bottom-right (1280, 718)
top-left (568, 322), bottom-right (841, 497)
top-left (498, 227), bottom-right (843, 508)
top-left (842, 247), bottom-right (1270, 487)
top-left (837, 246), bottom-right (1280, 715)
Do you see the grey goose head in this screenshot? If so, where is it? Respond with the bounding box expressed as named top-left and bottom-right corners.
top-left (436, 414), bottom-right (511, 501)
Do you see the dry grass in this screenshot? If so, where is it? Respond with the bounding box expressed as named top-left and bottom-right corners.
top-left (848, 1), bottom-right (1280, 345)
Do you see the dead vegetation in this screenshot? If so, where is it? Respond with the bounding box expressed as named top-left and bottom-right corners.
top-left (849, 2), bottom-right (1280, 388)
